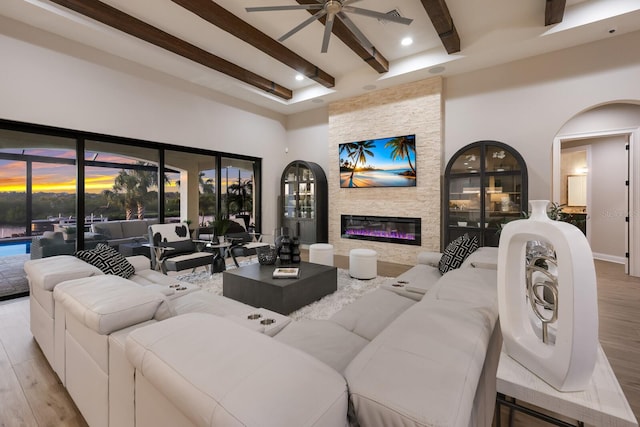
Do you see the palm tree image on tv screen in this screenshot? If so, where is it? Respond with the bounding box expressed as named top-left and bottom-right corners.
top-left (339, 135), bottom-right (416, 188)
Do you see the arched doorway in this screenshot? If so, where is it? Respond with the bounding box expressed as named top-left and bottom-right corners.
top-left (552, 102), bottom-right (640, 276)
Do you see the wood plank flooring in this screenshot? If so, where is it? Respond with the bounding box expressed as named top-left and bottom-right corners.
top-left (0, 256), bottom-right (637, 427)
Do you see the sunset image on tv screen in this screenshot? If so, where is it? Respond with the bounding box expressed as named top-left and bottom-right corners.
top-left (339, 134), bottom-right (416, 188)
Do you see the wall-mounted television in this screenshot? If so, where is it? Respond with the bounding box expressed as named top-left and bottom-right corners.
top-left (339, 134), bottom-right (416, 188)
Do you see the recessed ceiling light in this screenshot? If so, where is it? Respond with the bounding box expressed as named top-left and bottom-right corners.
top-left (363, 84), bottom-right (376, 90)
top-left (311, 98), bottom-right (324, 104)
top-left (401, 37), bottom-right (413, 46)
top-left (295, 74), bottom-right (304, 81)
top-left (428, 66), bottom-right (446, 74)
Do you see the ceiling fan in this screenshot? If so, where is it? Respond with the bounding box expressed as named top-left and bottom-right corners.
top-left (246, 0), bottom-right (413, 53)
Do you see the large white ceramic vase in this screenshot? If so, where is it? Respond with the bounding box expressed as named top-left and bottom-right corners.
top-left (497, 200), bottom-right (598, 391)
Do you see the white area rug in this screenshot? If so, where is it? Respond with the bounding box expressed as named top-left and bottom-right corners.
top-left (176, 262), bottom-right (391, 320)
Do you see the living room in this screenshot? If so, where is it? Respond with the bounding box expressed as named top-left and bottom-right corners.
top-left (1, 1), bottom-right (640, 426)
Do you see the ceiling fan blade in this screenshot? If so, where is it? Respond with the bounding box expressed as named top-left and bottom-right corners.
top-left (278, 10), bottom-right (327, 42)
top-left (337, 12), bottom-right (373, 51)
top-left (342, 6), bottom-right (414, 25)
top-left (246, 5), bottom-right (323, 12)
top-left (321, 12), bottom-right (336, 53)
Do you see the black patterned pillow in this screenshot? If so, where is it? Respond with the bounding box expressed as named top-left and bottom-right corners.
top-left (438, 234), bottom-right (479, 274)
top-left (75, 243), bottom-right (135, 279)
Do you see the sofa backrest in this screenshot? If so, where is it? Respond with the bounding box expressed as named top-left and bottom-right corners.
top-left (121, 220), bottom-right (150, 238)
top-left (92, 219), bottom-right (158, 240)
top-left (92, 222), bottom-right (124, 239)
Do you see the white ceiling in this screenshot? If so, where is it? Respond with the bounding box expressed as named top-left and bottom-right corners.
top-left (1, 0), bottom-right (640, 115)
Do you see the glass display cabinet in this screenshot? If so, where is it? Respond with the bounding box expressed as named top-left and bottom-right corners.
top-left (444, 141), bottom-right (528, 248)
top-left (280, 160), bottom-right (328, 244)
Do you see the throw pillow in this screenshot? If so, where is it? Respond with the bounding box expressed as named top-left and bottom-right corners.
top-left (438, 233), bottom-right (479, 274)
top-left (75, 243), bottom-right (136, 279)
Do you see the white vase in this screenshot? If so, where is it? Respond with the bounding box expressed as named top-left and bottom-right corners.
top-left (497, 200), bottom-right (598, 391)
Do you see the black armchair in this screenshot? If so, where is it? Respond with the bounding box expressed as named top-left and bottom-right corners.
top-left (226, 221), bottom-right (268, 267)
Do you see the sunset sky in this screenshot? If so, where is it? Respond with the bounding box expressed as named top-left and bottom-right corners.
top-left (0, 149), bottom-right (243, 194)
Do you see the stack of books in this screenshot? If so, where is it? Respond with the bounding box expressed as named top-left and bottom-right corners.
top-left (272, 267), bottom-right (300, 279)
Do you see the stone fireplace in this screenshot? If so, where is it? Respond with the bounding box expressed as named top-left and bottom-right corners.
top-left (341, 215), bottom-right (421, 246)
top-left (328, 77), bottom-right (442, 264)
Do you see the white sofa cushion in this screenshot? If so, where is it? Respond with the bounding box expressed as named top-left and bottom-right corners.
top-left (165, 290), bottom-right (254, 319)
top-left (391, 263), bottom-right (444, 297)
top-left (416, 250), bottom-right (442, 266)
top-left (460, 246), bottom-right (499, 269)
top-left (275, 319), bottom-right (369, 373)
top-left (126, 313), bottom-right (348, 427)
top-left (24, 255), bottom-right (102, 292)
top-left (54, 275), bottom-right (165, 335)
top-left (344, 297), bottom-right (498, 427)
top-left (431, 267), bottom-right (498, 309)
top-left (330, 288), bottom-right (415, 341)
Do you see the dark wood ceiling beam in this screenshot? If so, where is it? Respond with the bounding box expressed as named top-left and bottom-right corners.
top-left (419, 0), bottom-right (460, 54)
top-left (545, 0), bottom-right (566, 26)
top-left (171, 0), bottom-right (335, 88)
top-left (49, 0), bottom-right (293, 100)
top-left (296, 0), bottom-right (389, 73)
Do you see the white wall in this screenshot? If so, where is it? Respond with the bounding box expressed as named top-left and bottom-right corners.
top-left (0, 19), bottom-right (289, 234)
top-left (444, 30), bottom-right (640, 201)
top-left (285, 108), bottom-right (329, 170)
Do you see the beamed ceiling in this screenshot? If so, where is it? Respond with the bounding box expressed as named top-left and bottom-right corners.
top-left (1, 0), bottom-right (640, 114)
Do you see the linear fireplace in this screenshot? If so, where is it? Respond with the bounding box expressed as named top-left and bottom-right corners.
top-left (341, 215), bottom-right (421, 246)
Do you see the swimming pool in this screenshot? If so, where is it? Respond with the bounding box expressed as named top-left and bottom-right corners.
top-left (0, 241), bottom-right (31, 257)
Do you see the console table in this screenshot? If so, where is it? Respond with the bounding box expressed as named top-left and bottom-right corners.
top-left (496, 344), bottom-right (638, 427)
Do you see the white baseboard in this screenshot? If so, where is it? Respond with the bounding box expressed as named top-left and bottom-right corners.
top-left (592, 252), bottom-right (626, 265)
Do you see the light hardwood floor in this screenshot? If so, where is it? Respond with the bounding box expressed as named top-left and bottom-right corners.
top-left (0, 256), bottom-right (638, 427)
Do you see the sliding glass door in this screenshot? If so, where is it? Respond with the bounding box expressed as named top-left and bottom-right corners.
top-left (0, 119), bottom-right (262, 246)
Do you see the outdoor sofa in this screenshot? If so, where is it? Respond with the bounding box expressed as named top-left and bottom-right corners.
top-left (90, 218), bottom-right (158, 249)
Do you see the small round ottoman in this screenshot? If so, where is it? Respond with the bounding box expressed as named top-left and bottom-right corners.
top-left (349, 248), bottom-right (377, 279)
top-left (309, 243), bottom-right (334, 266)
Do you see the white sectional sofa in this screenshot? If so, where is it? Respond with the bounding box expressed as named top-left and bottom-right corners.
top-left (25, 246), bottom-right (501, 427)
top-left (23, 253), bottom-right (195, 383)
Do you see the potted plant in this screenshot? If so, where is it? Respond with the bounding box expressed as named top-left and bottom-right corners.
top-left (212, 216), bottom-right (232, 243)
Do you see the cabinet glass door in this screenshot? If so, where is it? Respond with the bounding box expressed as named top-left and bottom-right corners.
top-left (283, 165), bottom-right (298, 219)
top-left (485, 145), bottom-right (521, 172)
top-left (449, 147), bottom-right (482, 174)
top-left (445, 141), bottom-right (527, 248)
top-left (449, 176), bottom-right (482, 228)
top-left (484, 175), bottom-right (522, 227)
top-left (298, 164), bottom-right (315, 219)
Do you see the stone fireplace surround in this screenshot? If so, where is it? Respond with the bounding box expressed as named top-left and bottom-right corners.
top-left (328, 77), bottom-right (443, 264)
